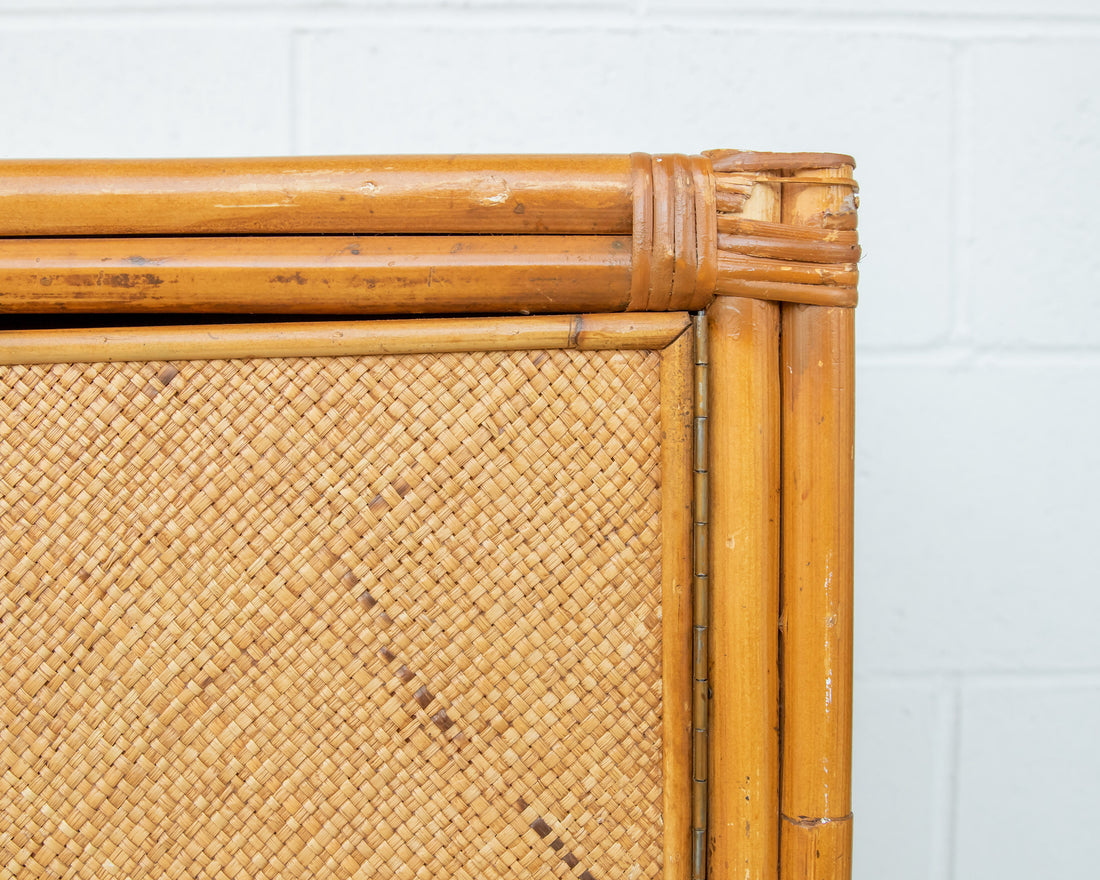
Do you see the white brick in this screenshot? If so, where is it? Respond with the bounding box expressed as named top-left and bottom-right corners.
top-left (0, 28), bottom-right (292, 159)
top-left (956, 681), bottom-right (1100, 876)
top-left (856, 361), bottom-right (1100, 672)
top-left (648, 0), bottom-right (1099, 14)
top-left (642, 28), bottom-right (954, 348)
top-left (301, 27), bottom-right (648, 154)
top-left (0, 0), bottom-right (629, 6)
top-left (967, 40), bottom-right (1100, 347)
top-left (852, 681), bottom-right (944, 880)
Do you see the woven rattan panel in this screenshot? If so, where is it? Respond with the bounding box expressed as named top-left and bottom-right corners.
top-left (0, 349), bottom-right (664, 880)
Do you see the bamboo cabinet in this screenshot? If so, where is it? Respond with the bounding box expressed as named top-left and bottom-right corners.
top-left (0, 151), bottom-right (858, 880)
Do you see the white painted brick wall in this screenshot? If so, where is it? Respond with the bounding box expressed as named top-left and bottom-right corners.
top-left (2, 3), bottom-right (1098, 878)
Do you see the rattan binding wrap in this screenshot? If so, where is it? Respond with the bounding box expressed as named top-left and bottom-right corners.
top-left (1, 348), bottom-right (665, 880)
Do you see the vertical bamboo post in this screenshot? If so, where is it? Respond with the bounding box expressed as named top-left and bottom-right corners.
top-left (779, 165), bottom-right (857, 879)
top-left (708, 179), bottom-right (782, 879)
top-left (662, 327), bottom-right (696, 880)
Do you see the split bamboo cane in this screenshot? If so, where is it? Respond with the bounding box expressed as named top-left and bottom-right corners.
top-left (661, 327), bottom-right (697, 880)
top-left (0, 312), bottom-right (690, 365)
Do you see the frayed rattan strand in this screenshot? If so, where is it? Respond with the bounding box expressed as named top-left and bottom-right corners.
top-left (691, 311), bottom-right (709, 880)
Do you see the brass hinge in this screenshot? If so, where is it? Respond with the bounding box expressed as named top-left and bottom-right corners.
top-left (691, 311), bottom-right (709, 880)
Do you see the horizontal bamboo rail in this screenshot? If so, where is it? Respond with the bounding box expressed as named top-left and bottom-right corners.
top-left (0, 155), bottom-right (633, 236)
top-left (708, 296), bottom-right (781, 880)
top-left (0, 312), bottom-right (690, 365)
top-left (0, 151), bottom-right (857, 314)
top-left (0, 235), bottom-right (630, 314)
top-left (707, 176), bottom-right (783, 880)
top-left (779, 166), bottom-right (857, 880)
top-left (661, 327), bottom-right (696, 880)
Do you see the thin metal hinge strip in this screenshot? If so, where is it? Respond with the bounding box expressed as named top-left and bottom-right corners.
top-left (691, 311), bottom-right (709, 880)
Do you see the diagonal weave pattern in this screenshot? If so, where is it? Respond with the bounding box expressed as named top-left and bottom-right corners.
top-left (0, 348), bottom-right (664, 880)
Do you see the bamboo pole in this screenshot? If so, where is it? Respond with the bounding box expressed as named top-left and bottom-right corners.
top-left (0, 235), bottom-right (630, 314)
top-left (0, 155), bottom-right (633, 236)
top-left (779, 165), bottom-right (856, 880)
top-left (713, 276), bottom-right (857, 309)
top-left (0, 312), bottom-right (690, 365)
top-left (708, 174), bottom-right (782, 880)
top-left (716, 253), bottom-right (858, 289)
top-left (717, 217), bottom-right (859, 265)
top-left (661, 326), bottom-right (696, 880)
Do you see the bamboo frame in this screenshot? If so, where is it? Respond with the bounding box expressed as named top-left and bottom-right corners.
top-left (0, 312), bottom-right (687, 365)
top-left (707, 177), bottom-right (783, 880)
top-left (661, 327), bottom-right (696, 880)
top-left (0, 312), bottom-right (695, 879)
top-left (778, 166), bottom-right (856, 880)
top-left (0, 150), bottom-right (858, 880)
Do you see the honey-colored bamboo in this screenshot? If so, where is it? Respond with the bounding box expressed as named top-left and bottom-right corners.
top-left (713, 276), bottom-right (858, 309)
top-left (711, 151), bottom-right (859, 311)
top-left (716, 252), bottom-right (858, 288)
top-left (0, 155), bottom-right (633, 236)
top-left (660, 327), bottom-right (696, 880)
top-left (0, 235), bottom-right (630, 314)
top-left (0, 151), bottom-right (858, 314)
top-left (779, 165), bottom-right (857, 880)
top-left (0, 148), bottom-right (861, 880)
top-left (0, 312), bottom-right (690, 365)
top-left (707, 172), bottom-right (783, 879)
top-left (716, 218), bottom-right (859, 265)
top-left (705, 150), bottom-right (855, 174)
top-left (781, 816), bottom-right (853, 880)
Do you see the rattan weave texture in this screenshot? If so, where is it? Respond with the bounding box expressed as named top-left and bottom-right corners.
top-left (0, 348), bottom-right (664, 880)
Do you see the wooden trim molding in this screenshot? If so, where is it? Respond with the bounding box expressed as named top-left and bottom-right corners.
top-left (0, 312), bottom-right (689, 365)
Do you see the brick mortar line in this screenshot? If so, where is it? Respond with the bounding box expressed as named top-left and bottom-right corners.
top-left (857, 350), bottom-right (1100, 367)
top-left (2, 8), bottom-right (1100, 36)
top-left (856, 671), bottom-right (1100, 686)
